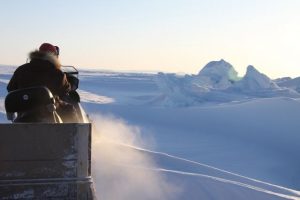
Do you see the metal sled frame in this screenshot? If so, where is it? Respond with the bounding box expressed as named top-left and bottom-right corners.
top-left (0, 123), bottom-right (96, 199)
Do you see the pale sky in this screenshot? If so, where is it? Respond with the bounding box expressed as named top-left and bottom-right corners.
top-left (0, 0), bottom-right (300, 78)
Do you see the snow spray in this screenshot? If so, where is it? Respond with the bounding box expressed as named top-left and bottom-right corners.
top-left (90, 114), bottom-right (179, 200)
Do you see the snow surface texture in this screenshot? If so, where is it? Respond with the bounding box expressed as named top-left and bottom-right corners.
top-left (1, 61), bottom-right (300, 200)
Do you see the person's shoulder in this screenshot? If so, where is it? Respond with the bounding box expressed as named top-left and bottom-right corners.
top-left (14, 63), bottom-right (31, 73)
top-left (17, 63), bottom-right (30, 68)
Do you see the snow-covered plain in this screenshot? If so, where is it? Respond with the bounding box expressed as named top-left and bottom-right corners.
top-left (1, 60), bottom-right (300, 200)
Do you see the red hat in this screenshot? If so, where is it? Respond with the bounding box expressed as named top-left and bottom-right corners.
top-left (39, 43), bottom-right (58, 55)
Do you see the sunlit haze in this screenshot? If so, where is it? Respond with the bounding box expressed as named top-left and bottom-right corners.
top-left (1, 0), bottom-right (300, 78)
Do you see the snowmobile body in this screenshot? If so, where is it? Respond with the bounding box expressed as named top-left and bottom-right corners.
top-left (5, 66), bottom-right (88, 124)
top-left (0, 66), bottom-right (96, 199)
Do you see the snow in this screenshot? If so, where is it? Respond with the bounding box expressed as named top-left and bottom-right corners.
top-left (234, 65), bottom-right (279, 91)
top-left (276, 77), bottom-right (300, 93)
top-left (1, 61), bottom-right (300, 200)
top-left (77, 89), bottom-right (115, 104)
top-left (154, 61), bottom-right (300, 106)
top-left (196, 59), bottom-right (240, 89)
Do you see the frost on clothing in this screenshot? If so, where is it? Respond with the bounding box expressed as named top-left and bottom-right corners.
top-left (7, 51), bottom-right (71, 97)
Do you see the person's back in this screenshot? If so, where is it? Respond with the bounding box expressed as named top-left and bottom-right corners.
top-left (7, 43), bottom-right (78, 122)
top-left (7, 43), bottom-right (71, 98)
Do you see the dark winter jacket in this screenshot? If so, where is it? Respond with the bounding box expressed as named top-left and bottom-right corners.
top-left (7, 51), bottom-right (71, 97)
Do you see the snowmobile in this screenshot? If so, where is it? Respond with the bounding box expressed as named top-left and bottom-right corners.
top-left (0, 66), bottom-right (96, 199)
top-left (5, 66), bottom-right (89, 123)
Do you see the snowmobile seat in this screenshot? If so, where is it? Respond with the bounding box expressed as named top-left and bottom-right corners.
top-left (5, 86), bottom-right (60, 122)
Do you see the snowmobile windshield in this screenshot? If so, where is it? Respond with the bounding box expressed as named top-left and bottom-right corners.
top-left (61, 66), bottom-right (78, 77)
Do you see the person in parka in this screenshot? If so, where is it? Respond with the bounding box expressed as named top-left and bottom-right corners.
top-left (7, 43), bottom-right (77, 122)
top-left (7, 43), bottom-right (71, 97)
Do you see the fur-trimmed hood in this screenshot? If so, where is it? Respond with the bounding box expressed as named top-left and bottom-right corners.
top-left (29, 50), bottom-right (61, 69)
